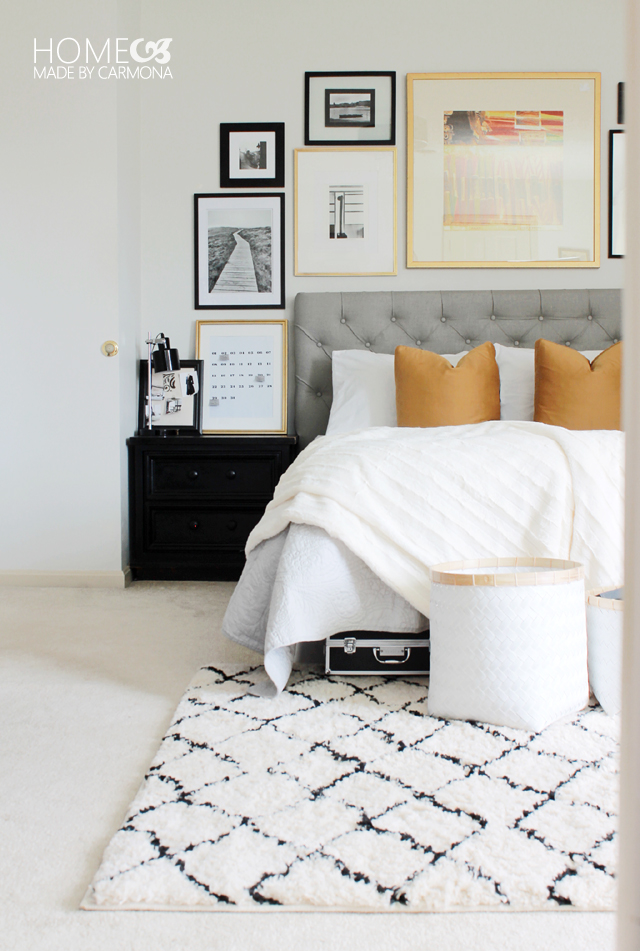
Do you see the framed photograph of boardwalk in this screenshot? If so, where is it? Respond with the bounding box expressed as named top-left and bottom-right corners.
top-left (305, 72), bottom-right (396, 146)
top-left (194, 193), bottom-right (285, 308)
top-left (220, 122), bottom-right (285, 188)
top-left (295, 147), bottom-right (397, 275)
top-left (195, 320), bottom-right (287, 434)
top-left (407, 73), bottom-right (600, 268)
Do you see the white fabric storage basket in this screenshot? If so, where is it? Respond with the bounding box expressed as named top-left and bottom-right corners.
top-left (586, 587), bottom-right (623, 715)
top-left (428, 558), bottom-right (588, 731)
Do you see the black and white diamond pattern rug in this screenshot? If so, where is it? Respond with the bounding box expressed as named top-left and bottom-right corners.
top-left (82, 665), bottom-right (618, 912)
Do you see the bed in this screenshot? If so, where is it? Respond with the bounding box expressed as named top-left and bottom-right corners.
top-left (222, 289), bottom-right (624, 691)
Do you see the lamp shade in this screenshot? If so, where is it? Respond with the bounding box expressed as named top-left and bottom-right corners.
top-left (152, 336), bottom-right (181, 372)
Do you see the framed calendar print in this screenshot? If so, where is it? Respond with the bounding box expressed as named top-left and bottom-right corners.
top-left (195, 320), bottom-right (287, 433)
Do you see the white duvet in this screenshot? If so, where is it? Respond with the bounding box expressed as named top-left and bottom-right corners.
top-left (223, 421), bottom-right (624, 690)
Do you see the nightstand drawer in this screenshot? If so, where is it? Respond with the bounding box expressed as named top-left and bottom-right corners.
top-left (148, 455), bottom-right (276, 498)
top-left (148, 506), bottom-right (263, 550)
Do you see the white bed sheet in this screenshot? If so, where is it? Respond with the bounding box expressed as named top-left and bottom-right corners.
top-left (222, 522), bottom-right (427, 692)
top-left (223, 422), bottom-right (624, 692)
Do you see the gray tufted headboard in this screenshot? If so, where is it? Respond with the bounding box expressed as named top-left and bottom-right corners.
top-left (293, 289), bottom-right (622, 447)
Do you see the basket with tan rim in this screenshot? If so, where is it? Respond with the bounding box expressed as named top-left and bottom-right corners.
top-left (428, 557), bottom-right (589, 731)
top-left (586, 586), bottom-right (623, 715)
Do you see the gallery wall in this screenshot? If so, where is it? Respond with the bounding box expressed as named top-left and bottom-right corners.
top-left (0, 0), bottom-right (626, 577)
top-left (139, 0), bottom-right (625, 368)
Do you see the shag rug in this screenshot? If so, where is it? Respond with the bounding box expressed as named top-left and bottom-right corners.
top-left (82, 665), bottom-right (619, 912)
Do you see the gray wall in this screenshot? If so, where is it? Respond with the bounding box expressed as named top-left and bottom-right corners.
top-left (0, 0), bottom-right (625, 573)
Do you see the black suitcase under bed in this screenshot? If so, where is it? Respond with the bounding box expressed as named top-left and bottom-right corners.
top-left (325, 629), bottom-right (430, 675)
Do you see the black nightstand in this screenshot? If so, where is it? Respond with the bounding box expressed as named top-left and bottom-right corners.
top-left (127, 435), bottom-right (297, 581)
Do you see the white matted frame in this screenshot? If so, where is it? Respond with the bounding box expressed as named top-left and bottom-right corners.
top-left (194, 193), bottom-right (285, 309)
top-left (195, 320), bottom-right (287, 434)
top-left (407, 72), bottom-right (600, 268)
top-left (295, 147), bottom-right (397, 276)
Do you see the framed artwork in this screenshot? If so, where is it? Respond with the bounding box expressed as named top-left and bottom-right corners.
top-left (294, 147), bottom-right (397, 275)
top-left (407, 72), bottom-right (601, 268)
top-left (305, 72), bottom-right (396, 146)
top-left (195, 320), bottom-right (287, 434)
top-left (194, 193), bottom-right (285, 309)
top-left (618, 82), bottom-right (625, 124)
top-left (609, 129), bottom-right (625, 258)
top-left (220, 122), bottom-right (285, 188)
top-left (137, 359), bottom-right (203, 434)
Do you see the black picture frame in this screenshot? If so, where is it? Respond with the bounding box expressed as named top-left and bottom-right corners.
top-left (137, 359), bottom-right (204, 434)
top-left (305, 71), bottom-right (396, 146)
top-left (609, 129), bottom-right (625, 259)
top-left (194, 192), bottom-right (285, 309)
top-left (220, 122), bottom-right (285, 188)
top-left (618, 82), bottom-right (625, 124)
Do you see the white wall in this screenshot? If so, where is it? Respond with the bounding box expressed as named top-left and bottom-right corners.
top-left (1, 0), bottom-right (128, 573)
top-left (0, 0), bottom-right (626, 573)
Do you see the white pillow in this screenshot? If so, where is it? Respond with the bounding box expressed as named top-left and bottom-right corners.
top-left (494, 344), bottom-right (603, 421)
top-left (325, 344), bottom-right (605, 435)
top-left (326, 349), bottom-right (467, 435)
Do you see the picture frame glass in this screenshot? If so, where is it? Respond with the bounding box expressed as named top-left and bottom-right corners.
top-left (195, 194), bottom-right (284, 309)
top-left (295, 148), bottom-right (396, 275)
top-left (408, 74), bottom-right (600, 267)
top-left (196, 320), bottom-right (287, 434)
top-left (307, 73), bottom-right (394, 144)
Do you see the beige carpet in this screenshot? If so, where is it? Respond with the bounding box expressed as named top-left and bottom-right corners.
top-left (0, 581), bottom-right (616, 950)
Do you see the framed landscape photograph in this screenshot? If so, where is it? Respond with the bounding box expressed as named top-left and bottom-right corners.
top-left (305, 72), bottom-right (396, 146)
top-left (407, 72), bottom-right (601, 268)
top-left (220, 122), bottom-right (285, 188)
top-left (194, 193), bottom-right (285, 308)
top-left (295, 147), bottom-right (397, 275)
top-left (195, 320), bottom-right (287, 434)
top-left (609, 129), bottom-right (625, 258)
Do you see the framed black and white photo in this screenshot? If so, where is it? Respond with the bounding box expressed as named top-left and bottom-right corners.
top-left (194, 193), bottom-right (285, 309)
top-left (305, 72), bottom-right (396, 146)
top-left (220, 122), bottom-right (285, 188)
top-left (196, 320), bottom-right (287, 434)
top-left (609, 129), bottom-right (625, 258)
top-left (295, 147), bottom-right (397, 275)
top-left (137, 359), bottom-right (203, 434)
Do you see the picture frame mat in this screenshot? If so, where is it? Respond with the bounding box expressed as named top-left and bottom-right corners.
top-left (195, 320), bottom-right (287, 434)
top-left (306, 72), bottom-right (396, 145)
top-left (407, 72), bottom-right (600, 268)
top-left (194, 193), bottom-right (285, 309)
top-left (295, 147), bottom-right (397, 275)
top-left (219, 123), bottom-right (285, 188)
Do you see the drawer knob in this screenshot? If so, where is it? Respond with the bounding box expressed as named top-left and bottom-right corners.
top-left (189, 521), bottom-right (199, 530)
top-left (226, 519), bottom-right (238, 531)
top-left (187, 470), bottom-right (199, 480)
top-left (226, 469), bottom-right (237, 480)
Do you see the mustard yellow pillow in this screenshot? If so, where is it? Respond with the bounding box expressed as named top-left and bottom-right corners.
top-left (395, 342), bottom-right (500, 428)
top-left (534, 339), bottom-right (621, 430)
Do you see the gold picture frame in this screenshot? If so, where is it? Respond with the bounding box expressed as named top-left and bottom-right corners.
top-left (407, 72), bottom-right (601, 268)
top-left (295, 147), bottom-right (397, 276)
top-left (195, 319), bottom-right (288, 434)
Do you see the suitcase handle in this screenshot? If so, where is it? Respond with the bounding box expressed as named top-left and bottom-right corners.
top-left (373, 647), bottom-right (411, 665)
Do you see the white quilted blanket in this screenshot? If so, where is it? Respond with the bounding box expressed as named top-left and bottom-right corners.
top-left (247, 421), bottom-right (624, 618)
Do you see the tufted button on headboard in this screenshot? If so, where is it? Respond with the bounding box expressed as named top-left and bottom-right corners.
top-left (294, 289), bottom-right (622, 447)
